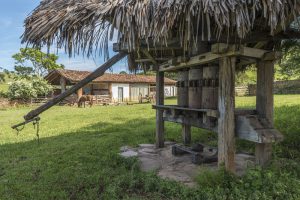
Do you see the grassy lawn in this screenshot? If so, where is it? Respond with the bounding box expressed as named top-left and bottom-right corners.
top-left (0, 83), bottom-right (9, 93)
top-left (0, 95), bottom-right (300, 199)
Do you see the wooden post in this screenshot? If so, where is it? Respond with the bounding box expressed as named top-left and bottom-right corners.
top-left (202, 65), bottom-right (219, 127)
top-left (60, 77), bottom-right (66, 94)
top-left (218, 57), bottom-right (236, 173)
top-left (255, 60), bottom-right (274, 166)
top-left (156, 71), bottom-right (165, 148)
top-left (177, 70), bottom-right (191, 145)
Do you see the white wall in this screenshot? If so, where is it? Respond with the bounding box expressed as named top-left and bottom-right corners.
top-left (164, 85), bottom-right (177, 97)
top-left (111, 83), bottom-right (130, 102)
top-left (130, 84), bottom-right (149, 101)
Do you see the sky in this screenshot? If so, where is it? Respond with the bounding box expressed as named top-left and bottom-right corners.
top-left (0, 0), bottom-right (128, 73)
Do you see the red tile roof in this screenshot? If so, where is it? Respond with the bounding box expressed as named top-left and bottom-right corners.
top-left (46, 69), bottom-right (176, 85)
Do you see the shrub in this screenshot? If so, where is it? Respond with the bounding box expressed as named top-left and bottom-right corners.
top-left (7, 77), bottom-right (52, 101)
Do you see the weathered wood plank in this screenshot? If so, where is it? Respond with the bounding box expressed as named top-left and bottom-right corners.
top-left (160, 46), bottom-right (271, 72)
top-left (163, 114), bottom-right (216, 131)
top-left (255, 59), bottom-right (275, 166)
top-left (177, 70), bottom-right (191, 145)
top-left (202, 65), bottom-right (218, 127)
top-left (160, 53), bottom-right (220, 72)
top-left (24, 52), bottom-right (127, 121)
top-left (236, 115), bottom-right (283, 143)
top-left (156, 71), bottom-right (165, 148)
top-left (218, 56), bottom-right (236, 173)
top-left (153, 105), bottom-right (219, 118)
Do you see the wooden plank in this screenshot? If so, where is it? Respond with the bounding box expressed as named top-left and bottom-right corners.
top-left (113, 42), bottom-right (182, 52)
top-left (141, 49), bottom-right (159, 66)
top-left (218, 56), bottom-right (236, 173)
top-left (152, 105), bottom-right (219, 118)
top-left (156, 71), bottom-right (165, 148)
top-left (160, 52), bottom-right (221, 72)
top-left (23, 52), bottom-right (127, 120)
top-left (255, 59), bottom-right (275, 166)
top-left (177, 70), bottom-right (191, 145)
top-left (202, 65), bottom-right (218, 126)
top-left (211, 43), bottom-right (235, 54)
top-left (236, 115), bottom-right (283, 143)
top-left (240, 47), bottom-right (268, 59)
top-left (159, 46), bottom-right (270, 72)
top-left (163, 114), bottom-right (216, 131)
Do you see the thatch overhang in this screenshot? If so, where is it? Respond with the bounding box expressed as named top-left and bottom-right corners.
top-left (22, 0), bottom-right (300, 71)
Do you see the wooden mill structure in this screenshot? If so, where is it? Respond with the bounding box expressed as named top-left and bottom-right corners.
top-left (19, 0), bottom-right (300, 172)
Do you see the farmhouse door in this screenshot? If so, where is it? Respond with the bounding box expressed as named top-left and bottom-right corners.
top-left (118, 87), bottom-right (124, 102)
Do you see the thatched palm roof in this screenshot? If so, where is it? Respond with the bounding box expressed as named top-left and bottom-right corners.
top-left (23, 0), bottom-right (300, 61)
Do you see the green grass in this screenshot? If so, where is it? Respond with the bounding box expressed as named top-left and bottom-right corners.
top-left (0, 95), bottom-right (300, 199)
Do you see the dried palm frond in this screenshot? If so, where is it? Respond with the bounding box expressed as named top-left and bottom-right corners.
top-left (22, 0), bottom-right (300, 63)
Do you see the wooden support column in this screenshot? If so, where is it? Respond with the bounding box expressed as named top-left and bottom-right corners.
top-left (156, 71), bottom-right (165, 148)
top-left (255, 60), bottom-right (275, 166)
top-left (177, 70), bottom-right (191, 145)
top-left (202, 65), bottom-right (218, 127)
top-left (60, 77), bottom-right (66, 94)
top-left (218, 56), bottom-right (236, 173)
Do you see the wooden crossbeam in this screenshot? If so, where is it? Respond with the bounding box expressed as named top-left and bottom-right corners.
top-left (153, 105), bottom-right (219, 118)
top-left (159, 44), bottom-right (280, 72)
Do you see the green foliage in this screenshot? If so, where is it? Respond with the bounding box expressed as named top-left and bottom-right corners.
top-left (277, 40), bottom-right (300, 80)
top-left (0, 95), bottom-right (299, 199)
top-left (235, 66), bottom-right (257, 86)
top-left (119, 71), bottom-right (128, 74)
top-left (7, 77), bottom-right (53, 100)
top-left (12, 48), bottom-right (64, 77)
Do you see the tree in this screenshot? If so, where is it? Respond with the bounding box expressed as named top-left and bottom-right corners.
top-left (7, 77), bottom-right (53, 101)
top-left (12, 48), bottom-right (64, 77)
top-left (119, 71), bottom-right (128, 74)
top-left (277, 40), bottom-right (300, 80)
top-left (0, 67), bottom-right (5, 83)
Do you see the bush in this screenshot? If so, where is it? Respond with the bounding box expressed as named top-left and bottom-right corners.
top-left (7, 77), bottom-right (52, 101)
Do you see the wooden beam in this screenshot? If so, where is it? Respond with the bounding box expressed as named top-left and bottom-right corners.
top-left (160, 53), bottom-right (221, 72)
top-left (163, 115), bottom-right (216, 131)
top-left (240, 47), bottom-right (269, 59)
top-left (23, 52), bottom-right (127, 121)
top-left (218, 56), bottom-right (236, 173)
top-left (159, 46), bottom-right (272, 72)
top-left (156, 71), bottom-right (165, 148)
top-left (141, 49), bottom-right (159, 66)
top-left (236, 115), bottom-right (283, 143)
top-left (152, 105), bottom-right (219, 118)
top-left (255, 59), bottom-right (275, 166)
top-left (113, 42), bottom-right (182, 52)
